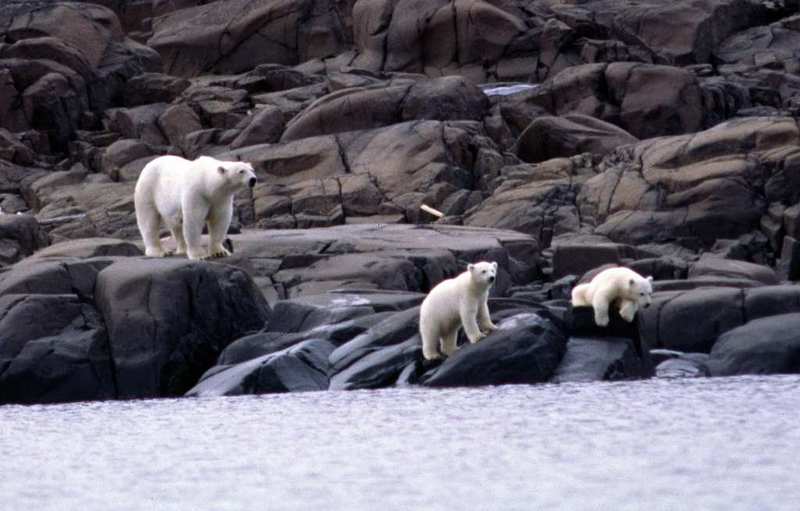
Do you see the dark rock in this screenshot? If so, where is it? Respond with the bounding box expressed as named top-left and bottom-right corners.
top-left (266, 299), bottom-right (375, 334)
top-left (186, 339), bottom-right (334, 396)
top-left (550, 336), bottom-right (647, 383)
top-left (708, 313), bottom-right (800, 376)
top-left (329, 336), bottom-right (420, 391)
top-left (0, 214), bottom-right (48, 265)
top-left (123, 72), bottom-right (190, 107)
top-left (688, 256), bottom-right (778, 285)
top-left (94, 258), bottom-right (270, 398)
top-left (423, 312), bottom-right (567, 388)
top-left (329, 306), bottom-right (420, 373)
top-left (230, 106), bottom-right (285, 149)
top-left (0, 293), bottom-right (115, 404)
top-left (777, 236), bottom-right (800, 281)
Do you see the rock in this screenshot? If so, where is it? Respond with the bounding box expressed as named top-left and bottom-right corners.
top-left (94, 258), bottom-right (270, 398)
top-left (526, 63), bottom-right (704, 139)
top-left (28, 238), bottom-right (141, 259)
top-left (708, 313), bottom-right (800, 376)
top-left (777, 236), bottom-right (800, 281)
top-left (578, 117), bottom-right (800, 247)
top-left (0, 214), bottom-right (48, 265)
top-left (516, 114), bottom-right (638, 163)
top-left (101, 139), bottom-right (156, 181)
top-left (688, 256), bottom-right (779, 285)
top-left (266, 299), bottom-right (375, 334)
top-left (148, 0), bottom-right (353, 77)
top-left (329, 336), bottom-right (420, 390)
top-left (656, 354), bottom-right (710, 378)
top-left (328, 306), bottom-right (421, 373)
top-left (230, 106), bottom-right (285, 149)
top-left (186, 339), bottom-right (334, 396)
top-left (105, 103), bottom-right (169, 146)
top-left (423, 312), bottom-right (567, 387)
top-left (550, 239), bottom-right (644, 280)
top-left (281, 76), bottom-right (488, 142)
top-left (157, 104), bottom-right (204, 155)
top-left (123, 72), bottom-right (190, 107)
top-left (351, 0), bottom-right (534, 82)
top-left (463, 157), bottom-right (595, 246)
top-left (0, 293), bottom-right (115, 404)
top-left (550, 337), bottom-right (647, 383)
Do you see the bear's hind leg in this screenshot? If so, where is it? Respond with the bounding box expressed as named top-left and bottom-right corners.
top-left (136, 204), bottom-right (166, 257)
top-left (169, 224), bottom-right (187, 256)
top-left (182, 197), bottom-right (209, 260)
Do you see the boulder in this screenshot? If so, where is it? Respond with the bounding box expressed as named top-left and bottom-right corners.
top-left (423, 312), bottom-right (567, 387)
top-left (708, 313), bottom-right (800, 376)
top-left (94, 258), bottom-right (270, 398)
top-left (550, 336), bottom-right (646, 383)
top-left (186, 339), bottom-right (334, 396)
top-left (329, 336), bottom-right (420, 390)
top-left (0, 293), bottom-right (114, 404)
top-left (0, 214), bottom-right (48, 265)
top-left (516, 114), bottom-right (638, 163)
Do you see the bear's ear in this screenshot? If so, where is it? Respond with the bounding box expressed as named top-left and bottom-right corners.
top-left (467, 263), bottom-right (474, 272)
top-left (647, 276), bottom-right (654, 282)
top-left (217, 166), bottom-right (226, 175)
top-left (492, 262), bottom-right (498, 269)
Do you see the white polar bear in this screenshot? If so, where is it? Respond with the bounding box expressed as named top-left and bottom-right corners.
top-left (419, 261), bottom-right (499, 360)
top-left (571, 266), bottom-right (654, 326)
top-left (134, 155), bottom-right (257, 260)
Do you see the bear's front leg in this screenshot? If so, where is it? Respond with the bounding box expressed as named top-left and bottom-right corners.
top-left (477, 297), bottom-right (498, 335)
top-left (591, 290), bottom-right (612, 327)
top-left (619, 299), bottom-right (638, 323)
top-left (460, 304), bottom-right (485, 344)
top-left (207, 199), bottom-right (233, 258)
top-left (182, 196), bottom-right (210, 260)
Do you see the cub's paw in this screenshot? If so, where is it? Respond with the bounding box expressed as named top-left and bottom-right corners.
top-left (209, 247), bottom-right (232, 259)
top-left (594, 314), bottom-right (610, 327)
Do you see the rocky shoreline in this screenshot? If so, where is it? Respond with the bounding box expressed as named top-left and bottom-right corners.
top-left (1, 0), bottom-right (800, 404)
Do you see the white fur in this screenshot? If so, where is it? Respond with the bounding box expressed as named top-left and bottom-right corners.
top-left (134, 155), bottom-right (257, 260)
top-left (419, 261), bottom-right (499, 360)
top-left (571, 266), bottom-right (654, 326)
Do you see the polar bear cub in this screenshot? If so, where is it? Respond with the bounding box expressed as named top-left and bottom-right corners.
top-left (419, 261), bottom-right (499, 360)
top-left (134, 155), bottom-right (257, 260)
top-left (571, 266), bottom-right (654, 326)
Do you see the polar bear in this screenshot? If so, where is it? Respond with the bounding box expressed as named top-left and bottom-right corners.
top-left (134, 155), bottom-right (257, 260)
top-left (571, 266), bottom-right (654, 326)
top-left (419, 261), bottom-right (499, 360)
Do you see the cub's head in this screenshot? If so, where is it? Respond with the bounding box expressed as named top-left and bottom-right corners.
top-left (468, 261), bottom-right (498, 287)
top-left (629, 274), bottom-right (654, 307)
top-left (217, 161), bottom-right (257, 190)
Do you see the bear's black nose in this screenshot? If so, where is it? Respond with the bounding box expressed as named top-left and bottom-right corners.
top-left (643, 303), bottom-right (651, 308)
top-left (488, 276), bottom-right (495, 283)
top-left (249, 177), bottom-right (256, 188)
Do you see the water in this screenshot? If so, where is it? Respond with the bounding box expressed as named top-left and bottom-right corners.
top-left (2, 376), bottom-right (799, 511)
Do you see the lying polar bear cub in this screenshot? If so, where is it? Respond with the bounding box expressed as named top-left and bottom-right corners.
top-left (571, 266), bottom-right (653, 326)
top-left (420, 261), bottom-right (498, 360)
top-left (134, 155), bottom-right (257, 260)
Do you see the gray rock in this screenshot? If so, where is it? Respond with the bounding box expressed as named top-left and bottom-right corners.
top-left (551, 337), bottom-right (646, 383)
top-left (708, 313), bottom-right (800, 376)
top-left (329, 336), bottom-right (421, 391)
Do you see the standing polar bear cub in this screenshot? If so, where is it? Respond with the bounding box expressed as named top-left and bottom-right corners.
top-left (420, 261), bottom-right (498, 360)
top-left (134, 155), bottom-right (257, 260)
top-left (571, 266), bottom-right (653, 326)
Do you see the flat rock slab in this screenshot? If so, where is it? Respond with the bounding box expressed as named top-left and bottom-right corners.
top-left (550, 337), bottom-right (647, 383)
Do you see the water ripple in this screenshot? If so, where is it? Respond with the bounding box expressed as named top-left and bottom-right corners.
top-left (2, 376), bottom-right (800, 511)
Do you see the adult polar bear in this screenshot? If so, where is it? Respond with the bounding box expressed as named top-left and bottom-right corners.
top-left (420, 261), bottom-right (498, 360)
top-left (134, 155), bottom-right (257, 260)
top-left (571, 267), bottom-right (653, 326)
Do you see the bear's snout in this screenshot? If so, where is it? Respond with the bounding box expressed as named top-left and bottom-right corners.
top-left (488, 276), bottom-right (495, 283)
top-left (643, 302), bottom-right (651, 308)
top-left (248, 177), bottom-right (256, 188)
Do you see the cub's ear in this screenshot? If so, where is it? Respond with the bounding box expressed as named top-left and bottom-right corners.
top-left (467, 263), bottom-right (474, 271)
top-left (217, 166), bottom-right (226, 175)
top-left (492, 262), bottom-right (498, 269)
top-left (629, 278), bottom-right (635, 287)
top-left (647, 276), bottom-right (654, 282)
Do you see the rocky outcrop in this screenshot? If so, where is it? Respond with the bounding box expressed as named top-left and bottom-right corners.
top-left (708, 313), bottom-right (800, 376)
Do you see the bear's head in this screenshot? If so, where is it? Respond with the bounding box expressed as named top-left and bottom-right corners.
top-left (468, 261), bottom-right (498, 288)
top-left (629, 275), bottom-right (654, 308)
top-left (217, 161), bottom-right (257, 190)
